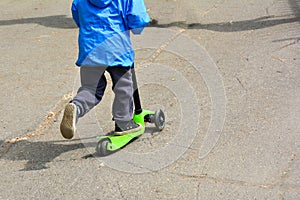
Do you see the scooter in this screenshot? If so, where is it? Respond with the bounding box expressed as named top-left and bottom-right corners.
top-left (95, 69), bottom-right (165, 156)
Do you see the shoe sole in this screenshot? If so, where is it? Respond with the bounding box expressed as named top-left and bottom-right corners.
top-left (60, 103), bottom-right (76, 139)
top-left (114, 124), bottom-right (142, 136)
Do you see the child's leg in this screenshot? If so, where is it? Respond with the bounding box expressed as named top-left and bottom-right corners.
top-left (107, 67), bottom-right (133, 121)
top-left (107, 67), bottom-right (141, 135)
top-left (60, 66), bottom-right (107, 139)
top-left (72, 66), bottom-right (107, 117)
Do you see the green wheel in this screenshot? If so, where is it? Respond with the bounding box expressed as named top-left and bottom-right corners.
top-left (154, 109), bottom-right (165, 131)
top-left (96, 138), bottom-right (111, 156)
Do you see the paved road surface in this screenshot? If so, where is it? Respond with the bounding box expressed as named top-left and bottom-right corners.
top-left (0, 0), bottom-right (299, 199)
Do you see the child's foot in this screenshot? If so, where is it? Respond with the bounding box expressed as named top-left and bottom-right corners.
top-left (60, 103), bottom-right (78, 139)
top-left (114, 120), bottom-right (142, 136)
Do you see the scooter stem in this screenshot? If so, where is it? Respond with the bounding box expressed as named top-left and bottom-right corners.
top-left (132, 68), bottom-right (142, 114)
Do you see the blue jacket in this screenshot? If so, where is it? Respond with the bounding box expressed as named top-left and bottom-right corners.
top-left (71, 0), bottom-right (150, 67)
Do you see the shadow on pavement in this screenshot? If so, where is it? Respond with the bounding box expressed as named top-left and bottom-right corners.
top-left (0, 15), bottom-right (77, 29)
top-left (288, 0), bottom-right (300, 17)
top-left (0, 14), bottom-right (299, 32)
top-left (1, 138), bottom-right (96, 171)
top-left (0, 126), bottom-right (161, 171)
top-left (149, 15), bottom-right (300, 32)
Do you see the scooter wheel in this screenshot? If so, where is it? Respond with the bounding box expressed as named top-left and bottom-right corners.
top-left (154, 109), bottom-right (165, 131)
top-left (96, 138), bottom-right (111, 156)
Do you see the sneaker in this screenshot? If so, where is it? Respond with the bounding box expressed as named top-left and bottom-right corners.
top-left (60, 103), bottom-right (78, 139)
top-left (114, 120), bottom-right (142, 136)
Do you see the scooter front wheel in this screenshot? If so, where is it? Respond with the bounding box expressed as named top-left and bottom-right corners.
top-left (96, 138), bottom-right (111, 156)
top-left (154, 109), bottom-right (165, 131)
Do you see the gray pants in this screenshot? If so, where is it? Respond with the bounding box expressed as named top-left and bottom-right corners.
top-left (72, 66), bottom-right (133, 122)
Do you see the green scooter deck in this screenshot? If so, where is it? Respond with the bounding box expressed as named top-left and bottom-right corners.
top-left (96, 110), bottom-right (155, 152)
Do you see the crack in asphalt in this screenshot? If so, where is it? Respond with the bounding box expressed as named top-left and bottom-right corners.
top-left (200, 0), bottom-right (227, 18)
top-left (277, 153), bottom-right (300, 196)
top-left (0, 93), bottom-right (72, 157)
top-left (171, 171), bottom-right (300, 192)
top-left (139, 29), bottom-right (186, 66)
top-left (116, 181), bottom-right (127, 200)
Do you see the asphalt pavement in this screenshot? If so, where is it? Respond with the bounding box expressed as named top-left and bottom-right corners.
top-left (0, 0), bottom-right (299, 199)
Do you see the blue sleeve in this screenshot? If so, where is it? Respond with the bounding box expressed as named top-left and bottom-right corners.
top-left (126, 0), bottom-right (150, 34)
top-left (71, 0), bottom-right (80, 27)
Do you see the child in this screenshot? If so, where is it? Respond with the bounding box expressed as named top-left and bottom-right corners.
top-left (60, 0), bottom-right (150, 139)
